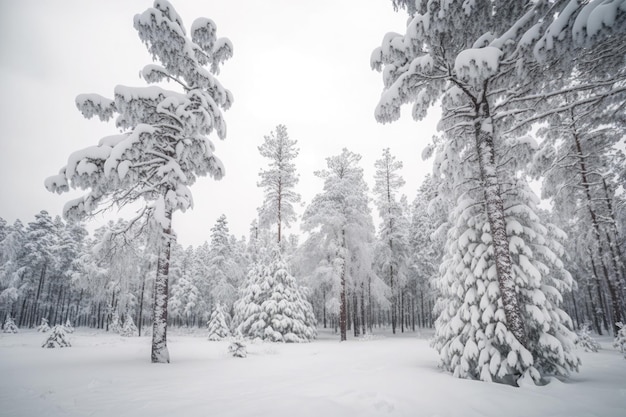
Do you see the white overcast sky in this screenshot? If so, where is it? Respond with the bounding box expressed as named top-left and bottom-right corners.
top-left (0, 0), bottom-right (438, 248)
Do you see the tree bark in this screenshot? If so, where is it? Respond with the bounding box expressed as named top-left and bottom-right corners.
top-left (473, 104), bottom-right (527, 348)
top-left (152, 208), bottom-right (173, 363)
top-left (339, 230), bottom-right (347, 342)
top-left (138, 271), bottom-right (147, 337)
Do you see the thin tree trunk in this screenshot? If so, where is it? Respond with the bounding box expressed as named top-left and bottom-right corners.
top-left (360, 282), bottom-right (366, 335)
top-left (339, 230), bottom-right (347, 342)
top-left (353, 290), bottom-right (359, 337)
top-left (152, 208), bottom-right (173, 363)
top-left (138, 272), bottom-right (147, 337)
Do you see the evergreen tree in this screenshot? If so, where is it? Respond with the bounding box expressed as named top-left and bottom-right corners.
top-left (206, 215), bottom-right (240, 313)
top-left (370, 0), bottom-right (615, 384)
top-left (615, 323), bottom-right (626, 359)
top-left (42, 325), bottom-right (71, 348)
top-left (373, 148), bottom-right (409, 333)
top-left (575, 324), bottom-right (601, 353)
top-left (207, 303), bottom-right (230, 341)
top-left (45, 1), bottom-right (233, 363)
top-left (64, 319), bottom-right (74, 334)
top-left (257, 124), bottom-right (301, 244)
top-left (37, 317), bottom-right (50, 333)
top-left (302, 149), bottom-right (376, 340)
top-left (233, 247), bottom-right (316, 342)
top-left (110, 311), bottom-right (122, 334)
top-left (121, 313), bottom-right (138, 337)
top-left (2, 314), bottom-right (18, 333)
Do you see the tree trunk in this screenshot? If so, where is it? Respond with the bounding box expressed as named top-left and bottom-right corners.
top-left (138, 272), bottom-right (147, 337)
top-left (473, 104), bottom-right (527, 348)
top-left (152, 208), bottom-right (173, 363)
top-left (353, 290), bottom-right (359, 337)
top-left (322, 288), bottom-right (327, 329)
top-left (339, 230), bottom-right (347, 342)
top-left (360, 282), bottom-right (366, 335)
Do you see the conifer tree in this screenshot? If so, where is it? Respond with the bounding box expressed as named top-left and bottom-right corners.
top-left (45, 1), bottom-right (233, 363)
top-left (37, 317), bottom-right (50, 333)
top-left (2, 314), bottom-right (18, 333)
top-left (121, 313), bottom-right (138, 337)
top-left (233, 247), bottom-right (316, 342)
top-left (373, 148), bottom-right (409, 333)
top-left (302, 149), bottom-right (376, 341)
top-left (207, 303), bottom-right (230, 341)
top-left (42, 325), bottom-right (71, 348)
top-left (257, 125), bottom-right (301, 244)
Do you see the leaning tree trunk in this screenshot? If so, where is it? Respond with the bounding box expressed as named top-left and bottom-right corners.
top-left (151, 208), bottom-right (173, 363)
top-left (473, 101), bottom-right (527, 349)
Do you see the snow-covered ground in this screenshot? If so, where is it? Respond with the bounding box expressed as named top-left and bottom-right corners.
top-left (1, 328), bottom-right (625, 417)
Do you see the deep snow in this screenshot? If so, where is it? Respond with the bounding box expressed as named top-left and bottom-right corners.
top-left (1, 328), bottom-right (625, 417)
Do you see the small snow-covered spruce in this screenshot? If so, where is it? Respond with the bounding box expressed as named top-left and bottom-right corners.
top-left (42, 325), bottom-right (71, 348)
top-left (575, 324), bottom-right (600, 353)
top-left (614, 323), bottom-right (626, 359)
top-left (64, 319), bottom-right (74, 334)
top-left (233, 247), bottom-right (316, 343)
top-left (228, 335), bottom-right (247, 358)
top-left (120, 314), bottom-right (138, 337)
top-left (37, 317), bottom-right (50, 332)
top-left (2, 315), bottom-right (18, 333)
top-left (207, 303), bottom-right (230, 341)
top-left (44, 0), bottom-right (233, 364)
top-left (110, 311), bottom-right (122, 334)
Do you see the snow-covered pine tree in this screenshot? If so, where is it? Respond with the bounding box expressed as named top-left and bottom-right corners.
top-left (615, 323), bottom-right (626, 359)
top-left (373, 148), bottom-right (409, 333)
top-left (120, 313), bottom-right (138, 337)
top-left (0, 220), bottom-right (27, 324)
top-left (234, 247), bottom-right (316, 342)
top-left (23, 211), bottom-right (57, 328)
top-left (2, 314), bottom-right (18, 333)
top-left (45, 1), bottom-right (233, 363)
top-left (206, 215), bottom-right (240, 313)
top-left (531, 90), bottom-right (626, 335)
top-left (207, 303), bottom-right (230, 341)
top-left (37, 317), bottom-right (50, 332)
top-left (257, 124), bottom-right (301, 245)
top-left (302, 149), bottom-right (377, 341)
top-left (371, 0), bottom-right (599, 384)
top-left (429, 126), bottom-right (580, 384)
top-left (575, 323), bottom-right (601, 353)
top-left (228, 334), bottom-right (247, 358)
top-left (408, 174), bottom-right (445, 329)
top-left (42, 325), bottom-right (71, 348)
top-left (64, 319), bottom-right (74, 334)
top-left (110, 311), bottom-right (122, 334)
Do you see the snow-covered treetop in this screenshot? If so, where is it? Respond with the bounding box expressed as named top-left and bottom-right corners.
top-left (45, 1), bottom-right (233, 228)
top-left (372, 0), bottom-right (626, 124)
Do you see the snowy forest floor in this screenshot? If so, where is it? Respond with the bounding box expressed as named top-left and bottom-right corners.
top-left (1, 328), bottom-right (625, 417)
